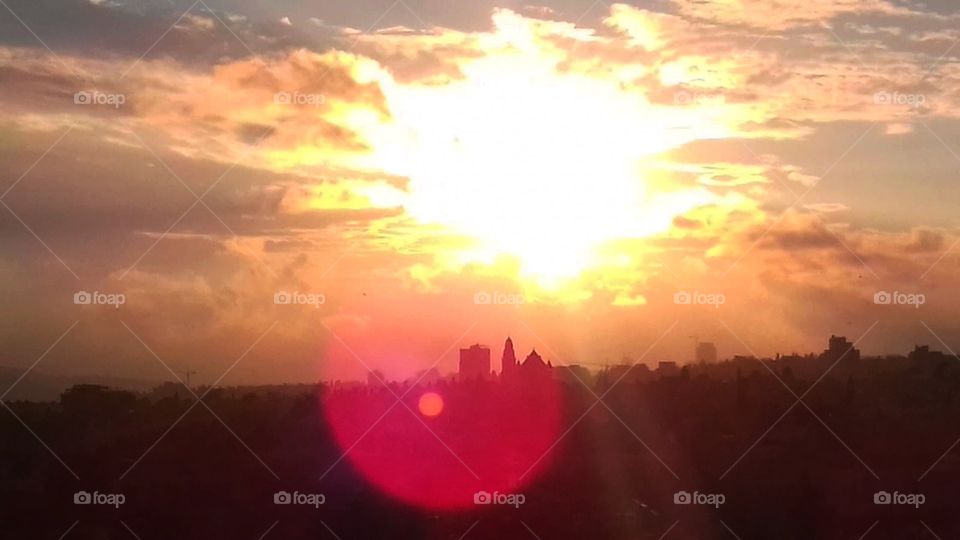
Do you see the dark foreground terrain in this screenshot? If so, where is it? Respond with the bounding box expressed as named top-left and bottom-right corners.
top-left (3, 352), bottom-right (960, 539)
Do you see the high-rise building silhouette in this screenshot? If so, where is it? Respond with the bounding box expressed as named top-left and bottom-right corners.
top-left (459, 344), bottom-right (491, 380)
top-left (501, 337), bottom-right (518, 377)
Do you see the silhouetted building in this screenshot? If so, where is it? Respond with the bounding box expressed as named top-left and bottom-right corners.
top-left (553, 364), bottom-right (592, 385)
top-left (820, 335), bottom-right (860, 364)
top-left (459, 344), bottom-right (491, 380)
top-left (657, 361), bottom-right (679, 377)
top-left (607, 363), bottom-right (653, 383)
top-left (501, 337), bottom-right (518, 377)
top-left (521, 349), bottom-right (548, 368)
top-left (519, 349), bottom-right (552, 382)
top-left (696, 342), bottom-right (717, 364)
top-left (774, 352), bottom-right (819, 378)
top-left (908, 345), bottom-right (952, 364)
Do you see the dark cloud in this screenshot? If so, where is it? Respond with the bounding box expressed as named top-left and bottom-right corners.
top-left (0, 0), bottom-right (336, 67)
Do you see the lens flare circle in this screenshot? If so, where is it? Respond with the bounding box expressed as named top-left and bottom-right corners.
top-left (321, 378), bottom-right (564, 510)
top-left (417, 391), bottom-right (444, 417)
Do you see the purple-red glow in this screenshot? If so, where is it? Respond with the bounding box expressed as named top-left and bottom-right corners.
top-left (321, 379), bottom-right (564, 510)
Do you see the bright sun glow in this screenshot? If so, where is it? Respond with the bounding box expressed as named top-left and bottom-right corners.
top-left (346, 11), bottom-right (737, 284)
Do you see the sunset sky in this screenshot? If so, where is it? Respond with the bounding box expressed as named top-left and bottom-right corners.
top-left (2, 0), bottom-right (960, 385)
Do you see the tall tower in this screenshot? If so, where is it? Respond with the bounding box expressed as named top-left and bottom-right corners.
top-left (501, 337), bottom-right (517, 377)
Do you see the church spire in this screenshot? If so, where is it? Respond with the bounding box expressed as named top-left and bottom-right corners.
top-left (501, 336), bottom-right (517, 375)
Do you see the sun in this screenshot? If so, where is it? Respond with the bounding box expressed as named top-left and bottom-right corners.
top-left (349, 12), bottom-right (730, 284)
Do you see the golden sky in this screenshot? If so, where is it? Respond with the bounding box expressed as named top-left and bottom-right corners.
top-left (1, 0), bottom-right (959, 384)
